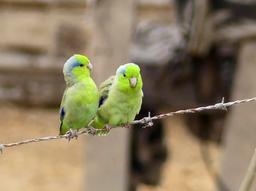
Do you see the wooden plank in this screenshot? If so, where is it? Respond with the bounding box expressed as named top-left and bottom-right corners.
top-left (0, 71), bottom-right (64, 106)
top-left (0, 0), bottom-right (86, 6)
top-left (0, 53), bottom-right (63, 73)
top-left (0, 9), bottom-right (53, 52)
top-left (138, 0), bottom-right (170, 6)
top-left (214, 22), bottom-right (256, 43)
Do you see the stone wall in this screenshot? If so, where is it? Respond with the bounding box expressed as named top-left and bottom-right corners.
top-left (0, 0), bottom-right (89, 106)
top-left (0, 0), bottom-right (174, 106)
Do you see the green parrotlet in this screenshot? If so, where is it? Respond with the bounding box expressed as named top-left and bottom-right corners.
top-left (91, 63), bottom-right (143, 135)
top-left (59, 54), bottom-right (99, 135)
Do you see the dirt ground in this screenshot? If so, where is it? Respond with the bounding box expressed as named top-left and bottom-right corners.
top-left (139, 116), bottom-right (220, 191)
top-left (0, 105), bottom-right (220, 191)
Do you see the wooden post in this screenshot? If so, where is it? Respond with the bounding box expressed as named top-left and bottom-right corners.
top-left (220, 41), bottom-right (256, 191)
top-left (239, 149), bottom-right (256, 191)
top-left (85, 0), bottom-right (136, 191)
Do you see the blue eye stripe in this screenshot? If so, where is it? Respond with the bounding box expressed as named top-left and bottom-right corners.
top-left (70, 61), bottom-right (80, 69)
top-left (64, 56), bottom-right (81, 75)
top-left (69, 57), bottom-right (80, 69)
top-left (116, 65), bottom-right (126, 75)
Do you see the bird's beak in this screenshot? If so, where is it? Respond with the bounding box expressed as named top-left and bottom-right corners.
top-left (129, 77), bottom-right (137, 88)
top-left (87, 62), bottom-right (93, 71)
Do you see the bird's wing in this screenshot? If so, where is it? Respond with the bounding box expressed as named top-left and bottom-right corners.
top-left (136, 90), bottom-right (144, 114)
top-left (99, 76), bottom-right (115, 107)
top-left (59, 88), bottom-right (67, 125)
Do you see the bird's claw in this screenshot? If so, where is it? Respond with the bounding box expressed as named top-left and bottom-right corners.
top-left (96, 125), bottom-right (112, 136)
top-left (87, 127), bottom-right (97, 136)
top-left (65, 129), bottom-right (79, 141)
top-left (105, 125), bottom-right (112, 132)
top-left (123, 124), bottom-right (132, 128)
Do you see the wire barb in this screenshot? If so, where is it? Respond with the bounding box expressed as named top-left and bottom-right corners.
top-left (214, 97), bottom-right (227, 111)
top-left (141, 112), bottom-right (154, 128)
top-left (1, 96), bottom-right (256, 151)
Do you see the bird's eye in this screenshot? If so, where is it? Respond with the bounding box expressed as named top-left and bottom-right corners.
top-left (79, 64), bottom-right (84, 67)
top-left (123, 73), bottom-right (126, 77)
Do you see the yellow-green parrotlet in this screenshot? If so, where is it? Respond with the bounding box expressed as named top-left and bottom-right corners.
top-left (92, 63), bottom-right (143, 134)
top-left (59, 54), bottom-right (99, 136)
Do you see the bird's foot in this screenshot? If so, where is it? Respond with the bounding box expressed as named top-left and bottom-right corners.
top-left (65, 129), bottom-right (79, 141)
top-left (105, 124), bottom-right (112, 132)
top-left (87, 126), bottom-right (97, 136)
top-left (96, 125), bottom-right (112, 136)
top-left (122, 124), bottom-right (132, 128)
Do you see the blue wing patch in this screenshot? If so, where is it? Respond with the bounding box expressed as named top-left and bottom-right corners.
top-left (60, 107), bottom-right (65, 121)
top-left (59, 107), bottom-right (65, 132)
top-left (99, 95), bottom-right (107, 107)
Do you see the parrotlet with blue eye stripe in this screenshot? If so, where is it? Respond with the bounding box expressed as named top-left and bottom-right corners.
top-left (59, 54), bottom-right (99, 135)
top-left (91, 63), bottom-right (143, 135)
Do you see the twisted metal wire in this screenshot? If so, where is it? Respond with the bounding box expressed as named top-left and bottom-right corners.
top-left (1, 96), bottom-right (256, 153)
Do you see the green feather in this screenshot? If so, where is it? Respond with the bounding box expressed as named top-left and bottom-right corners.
top-left (59, 55), bottom-right (99, 135)
top-left (92, 63), bottom-right (143, 135)
top-left (74, 54), bottom-right (90, 65)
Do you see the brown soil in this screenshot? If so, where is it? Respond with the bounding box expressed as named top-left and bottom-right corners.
top-left (0, 106), bottom-right (220, 191)
top-left (138, 117), bottom-right (220, 191)
top-left (0, 105), bottom-right (84, 191)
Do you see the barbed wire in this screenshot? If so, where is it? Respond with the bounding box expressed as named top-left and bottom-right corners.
top-left (1, 96), bottom-right (256, 153)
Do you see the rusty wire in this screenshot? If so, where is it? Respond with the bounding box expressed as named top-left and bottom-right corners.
top-left (1, 96), bottom-right (256, 153)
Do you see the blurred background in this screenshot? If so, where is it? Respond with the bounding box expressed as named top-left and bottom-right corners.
top-left (0, 0), bottom-right (256, 190)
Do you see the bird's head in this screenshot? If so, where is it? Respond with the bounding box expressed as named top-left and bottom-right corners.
top-left (63, 54), bottom-right (93, 84)
top-left (116, 63), bottom-right (143, 92)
